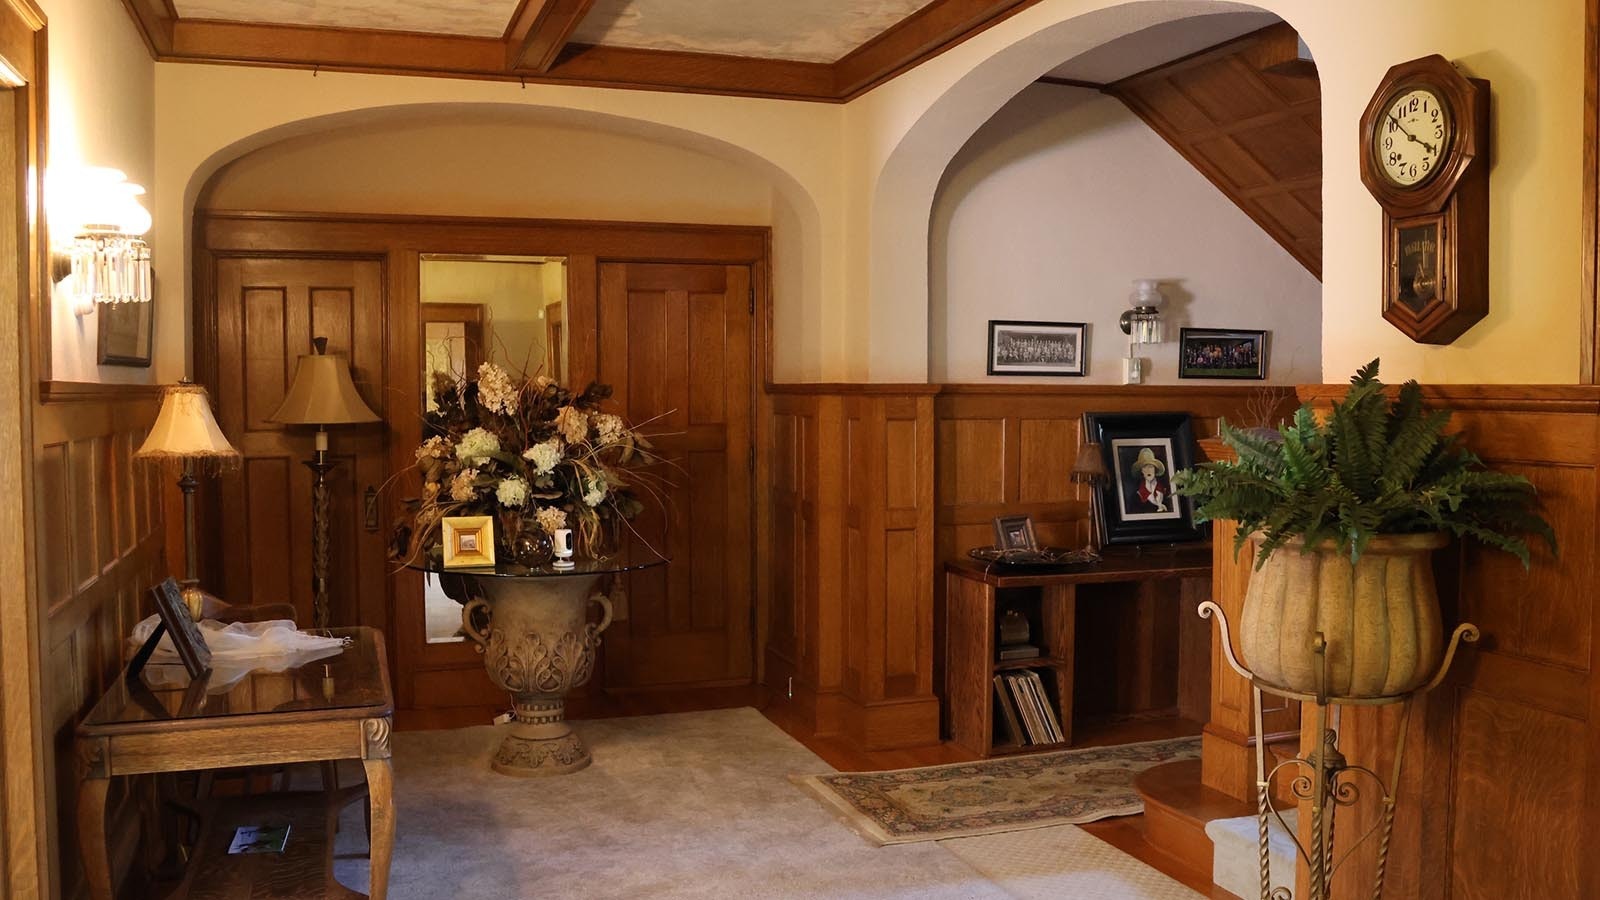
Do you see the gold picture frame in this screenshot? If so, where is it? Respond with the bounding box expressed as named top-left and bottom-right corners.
top-left (442, 516), bottom-right (496, 568)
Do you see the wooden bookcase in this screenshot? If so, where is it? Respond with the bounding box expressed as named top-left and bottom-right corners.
top-left (943, 550), bottom-right (1212, 757)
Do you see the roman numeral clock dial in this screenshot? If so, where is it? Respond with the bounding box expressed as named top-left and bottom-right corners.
top-left (1358, 55), bottom-right (1491, 345)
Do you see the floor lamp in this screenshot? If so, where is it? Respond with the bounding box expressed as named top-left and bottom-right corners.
top-left (135, 383), bottom-right (240, 619)
top-left (269, 337), bottom-right (380, 628)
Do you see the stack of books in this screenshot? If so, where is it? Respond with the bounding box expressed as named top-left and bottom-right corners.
top-left (992, 670), bottom-right (1064, 746)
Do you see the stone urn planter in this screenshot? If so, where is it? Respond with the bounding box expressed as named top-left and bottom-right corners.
top-left (1240, 532), bottom-right (1448, 698)
top-left (459, 572), bottom-right (613, 777)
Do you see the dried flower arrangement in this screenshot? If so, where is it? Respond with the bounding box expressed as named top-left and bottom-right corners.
top-left (389, 362), bottom-right (665, 568)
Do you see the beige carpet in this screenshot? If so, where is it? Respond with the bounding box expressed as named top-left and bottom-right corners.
top-left (330, 708), bottom-right (1200, 899)
top-left (796, 736), bottom-right (1201, 845)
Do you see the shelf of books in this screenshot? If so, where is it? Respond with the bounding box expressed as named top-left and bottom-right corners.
top-left (990, 665), bottom-right (1069, 753)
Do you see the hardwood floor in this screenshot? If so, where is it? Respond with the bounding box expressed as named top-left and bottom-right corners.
top-left (765, 704), bottom-right (1237, 898)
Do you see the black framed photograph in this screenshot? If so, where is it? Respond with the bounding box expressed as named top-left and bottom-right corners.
top-left (1178, 328), bottom-right (1267, 380)
top-left (1083, 412), bottom-right (1204, 545)
top-left (987, 320), bottom-right (1087, 376)
top-left (97, 300), bottom-right (153, 367)
top-left (992, 515), bottom-right (1039, 552)
top-left (150, 578), bottom-right (212, 678)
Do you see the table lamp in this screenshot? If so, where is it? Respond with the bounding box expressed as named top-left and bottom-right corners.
top-left (1071, 439), bottom-right (1109, 553)
top-left (269, 337), bottom-right (380, 628)
top-left (135, 383), bottom-right (240, 619)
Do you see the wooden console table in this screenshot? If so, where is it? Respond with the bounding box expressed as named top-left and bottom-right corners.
top-left (945, 548), bottom-right (1212, 756)
top-left (76, 626), bottom-right (395, 899)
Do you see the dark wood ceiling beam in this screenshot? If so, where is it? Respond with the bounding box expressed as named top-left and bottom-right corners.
top-left (169, 19), bottom-right (505, 75)
top-left (834, 0), bottom-right (1042, 99)
top-left (119, 0), bottom-right (176, 56)
top-left (545, 43), bottom-right (835, 99)
top-left (506, 0), bottom-right (597, 72)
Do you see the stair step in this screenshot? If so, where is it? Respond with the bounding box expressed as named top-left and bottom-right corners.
top-left (1204, 812), bottom-right (1298, 900)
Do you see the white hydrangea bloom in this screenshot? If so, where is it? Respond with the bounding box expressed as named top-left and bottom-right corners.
top-left (415, 435), bottom-right (450, 460)
top-left (477, 362), bottom-right (518, 415)
top-left (521, 438), bottom-right (564, 475)
top-left (593, 413), bottom-right (627, 446)
top-left (496, 477), bottom-right (530, 508)
top-left (583, 473), bottom-right (609, 507)
top-left (455, 427), bottom-right (501, 463)
top-left (534, 506), bottom-right (568, 535)
top-left (449, 468), bottom-right (480, 502)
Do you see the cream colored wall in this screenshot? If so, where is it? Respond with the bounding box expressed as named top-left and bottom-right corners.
top-left (854, 0), bottom-right (1585, 383)
top-left (41, 0), bottom-right (155, 383)
top-left (932, 84), bottom-right (1321, 384)
top-left (152, 67), bottom-right (846, 384)
top-left (154, 0), bottom-right (1587, 385)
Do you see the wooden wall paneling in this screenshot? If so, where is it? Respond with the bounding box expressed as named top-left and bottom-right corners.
top-left (1286, 386), bottom-right (1600, 900)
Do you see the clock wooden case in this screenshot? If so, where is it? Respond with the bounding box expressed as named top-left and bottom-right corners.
top-left (1359, 54), bottom-right (1490, 345)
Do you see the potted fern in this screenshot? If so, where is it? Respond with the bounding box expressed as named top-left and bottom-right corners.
top-left (1174, 361), bottom-right (1554, 698)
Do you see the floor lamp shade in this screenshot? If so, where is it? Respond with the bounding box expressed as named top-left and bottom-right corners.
top-left (134, 383), bottom-right (239, 465)
top-left (269, 339), bottom-right (380, 427)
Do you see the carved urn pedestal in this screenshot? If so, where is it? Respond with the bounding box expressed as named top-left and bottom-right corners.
top-left (459, 572), bottom-right (613, 776)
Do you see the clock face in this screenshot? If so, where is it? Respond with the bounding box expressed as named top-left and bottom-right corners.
top-left (1373, 87), bottom-right (1452, 187)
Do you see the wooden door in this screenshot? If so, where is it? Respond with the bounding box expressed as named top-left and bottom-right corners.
top-left (209, 257), bottom-right (390, 628)
top-left (597, 262), bottom-right (754, 689)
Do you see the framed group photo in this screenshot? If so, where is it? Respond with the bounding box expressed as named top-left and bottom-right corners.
top-left (987, 320), bottom-right (1086, 377)
top-left (1178, 328), bottom-right (1267, 380)
top-left (1083, 412), bottom-right (1204, 546)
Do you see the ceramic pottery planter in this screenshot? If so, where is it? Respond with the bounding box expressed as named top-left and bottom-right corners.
top-left (1239, 532), bottom-right (1447, 698)
top-left (459, 573), bottom-right (612, 776)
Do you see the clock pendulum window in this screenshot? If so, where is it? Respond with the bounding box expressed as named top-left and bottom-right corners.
top-left (1358, 54), bottom-right (1491, 345)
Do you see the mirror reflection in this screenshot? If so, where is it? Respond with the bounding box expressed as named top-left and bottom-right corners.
top-left (417, 253), bottom-right (568, 643)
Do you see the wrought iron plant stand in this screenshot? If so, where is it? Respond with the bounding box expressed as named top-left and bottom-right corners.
top-left (1198, 601), bottom-right (1479, 900)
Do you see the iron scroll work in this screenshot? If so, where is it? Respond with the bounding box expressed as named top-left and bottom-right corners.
top-left (1198, 601), bottom-right (1480, 900)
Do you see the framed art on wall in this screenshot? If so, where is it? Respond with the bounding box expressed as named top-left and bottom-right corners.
top-left (1083, 412), bottom-right (1204, 545)
top-left (987, 320), bottom-right (1087, 376)
top-left (1178, 328), bottom-right (1267, 380)
top-left (97, 300), bottom-right (153, 367)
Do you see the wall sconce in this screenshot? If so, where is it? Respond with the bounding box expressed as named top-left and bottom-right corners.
top-left (1119, 279), bottom-right (1166, 384)
top-left (50, 167), bottom-right (152, 316)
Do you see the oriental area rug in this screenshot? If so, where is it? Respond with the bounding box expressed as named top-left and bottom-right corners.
top-left (795, 736), bottom-right (1201, 845)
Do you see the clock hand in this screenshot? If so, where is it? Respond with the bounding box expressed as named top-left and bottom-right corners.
top-left (1386, 113), bottom-right (1438, 157)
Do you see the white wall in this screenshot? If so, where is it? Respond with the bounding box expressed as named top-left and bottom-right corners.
top-left (41, 0), bottom-right (155, 383)
top-left (931, 84), bottom-right (1321, 384)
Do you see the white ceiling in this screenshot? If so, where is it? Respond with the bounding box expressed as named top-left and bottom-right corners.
top-left (173, 0), bottom-right (523, 38)
top-left (569, 0), bottom-right (938, 63)
top-left (1045, 11), bottom-right (1282, 84)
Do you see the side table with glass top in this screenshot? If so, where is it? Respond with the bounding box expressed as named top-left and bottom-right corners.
top-left (75, 626), bottom-right (395, 900)
top-left (408, 556), bottom-right (665, 777)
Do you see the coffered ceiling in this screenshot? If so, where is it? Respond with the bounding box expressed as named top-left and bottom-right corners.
top-left (121, 0), bottom-right (1041, 101)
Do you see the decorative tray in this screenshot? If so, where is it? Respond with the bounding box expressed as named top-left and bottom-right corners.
top-left (967, 546), bottom-right (1102, 567)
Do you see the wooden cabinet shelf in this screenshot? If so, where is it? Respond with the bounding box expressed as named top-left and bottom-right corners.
top-left (943, 549), bottom-right (1212, 758)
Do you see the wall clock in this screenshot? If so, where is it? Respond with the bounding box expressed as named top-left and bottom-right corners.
top-left (1358, 54), bottom-right (1490, 344)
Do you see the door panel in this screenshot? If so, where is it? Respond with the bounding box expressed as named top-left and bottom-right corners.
top-left (598, 262), bottom-right (754, 689)
top-left (210, 257), bottom-right (389, 628)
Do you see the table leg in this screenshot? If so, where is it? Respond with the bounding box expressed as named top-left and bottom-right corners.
top-left (363, 756), bottom-right (394, 900)
top-left (76, 775), bottom-right (112, 900)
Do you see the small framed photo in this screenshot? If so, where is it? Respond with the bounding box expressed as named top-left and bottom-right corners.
top-left (151, 578), bottom-right (212, 678)
top-left (442, 515), bottom-right (496, 568)
top-left (992, 515), bottom-right (1039, 552)
top-left (1178, 328), bottom-right (1267, 380)
top-left (97, 300), bottom-right (154, 367)
top-left (1083, 412), bottom-right (1205, 546)
top-left (987, 320), bottom-right (1087, 377)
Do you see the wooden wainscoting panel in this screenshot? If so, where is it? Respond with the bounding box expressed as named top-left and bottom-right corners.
top-left (1446, 688), bottom-right (1584, 900)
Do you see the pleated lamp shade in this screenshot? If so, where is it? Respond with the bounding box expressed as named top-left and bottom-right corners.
top-left (270, 339), bottom-right (380, 426)
top-left (135, 383), bottom-right (239, 467)
top-left (1070, 441), bottom-right (1108, 484)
